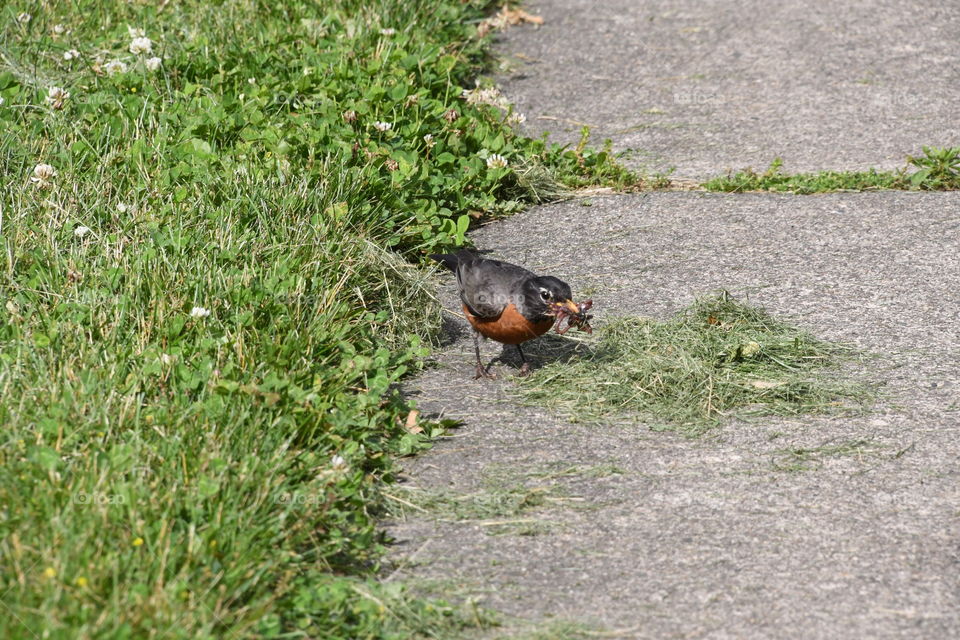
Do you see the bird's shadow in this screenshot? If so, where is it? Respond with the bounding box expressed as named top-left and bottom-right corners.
top-left (495, 332), bottom-right (593, 372)
top-left (437, 315), bottom-right (468, 347)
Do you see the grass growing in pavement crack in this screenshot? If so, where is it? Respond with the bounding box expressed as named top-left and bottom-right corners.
top-left (514, 293), bottom-right (871, 436)
top-left (704, 147), bottom-right (960, 193)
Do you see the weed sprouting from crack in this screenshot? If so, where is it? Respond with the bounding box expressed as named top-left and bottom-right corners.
top-left (704, 147), bottom-right (960, 193)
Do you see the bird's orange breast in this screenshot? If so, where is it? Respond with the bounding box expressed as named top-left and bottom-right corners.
top-left (463, 303), bottom-right (554, 345)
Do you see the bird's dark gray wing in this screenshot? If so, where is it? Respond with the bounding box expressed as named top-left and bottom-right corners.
top-left (456, 255), bottom-right (535, 319)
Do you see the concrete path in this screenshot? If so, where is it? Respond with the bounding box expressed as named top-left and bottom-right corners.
top-left (384, 3), bottom-right (960, 638)
top-left (496, 0), bottom-right (960, 178)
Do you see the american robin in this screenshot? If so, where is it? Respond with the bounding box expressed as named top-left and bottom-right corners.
top-left (431, 250), bottom-right (583, 378)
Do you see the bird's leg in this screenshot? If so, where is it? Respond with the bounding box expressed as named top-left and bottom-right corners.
top-left (473, 331), bottom-right (495, 379)
top-left (517, 344), bottom-right (531, 377)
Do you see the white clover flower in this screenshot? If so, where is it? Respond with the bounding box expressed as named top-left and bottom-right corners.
top-left (127, 26), bottom-right (146, 39)
top-left (104, 60), bottom-right (128, 75)
top-left (64, 49), bottom-right (81, 61)
top-left (372, 121), bottom-right (392, 132)
top-left (116, 202), bottom-right (128, 213)
top-left (30, 163), bottom-right (57, 187)
top-left (486, 153), bottom-right (508, 169)
top-left (247, 77), bottom-right (256, 84)
top-left (190, 306), bottom-right (211, 318)
top-left (53, 24), bottom-right (66, 35)
top-left (380, 28), bottom-right (396, 36)
top-left (483, 88), bottom-right (509, 107)
top-left (129, 37), bottom-right (152, 55)
top-left (17, 12), bottom-right (31, 24)
top-left (462, 86), bottom-right (510, 108)
top-left (145, 56), bottom-right (162, 71)
top-left (331, 455), bottom-right (348, 470)
top-left (423, 133), bottom-right (435, 148)
top-left (45, 86), bottom-right (70, 110)
top-left (74, 225), bottom-right (91, 238)
top-left (507, 112), bottom-right (527, 126)
top-left (160, 353), bottom-right (175, 366)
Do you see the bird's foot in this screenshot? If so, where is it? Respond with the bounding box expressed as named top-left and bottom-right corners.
top-left (475, 363), bottom-right (496, 380)
top-left (517, 362), bottom-right (531, 377)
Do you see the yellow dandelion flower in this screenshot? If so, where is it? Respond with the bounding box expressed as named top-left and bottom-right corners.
top-left (43, 567), bottom-right (56, 579)
top-left (75, 576), bottom-right (88, 587)
top-left (132, 537), bottom-right (144, 547)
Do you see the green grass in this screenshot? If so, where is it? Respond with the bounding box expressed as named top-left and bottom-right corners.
top-left (523, 462), bottom-right (625, 481)
top-left (388, 484), bottom-right (564, 536)
top-left (0, 1), bottom-right (632, 638)
top-left (514, 293), bottom-right (870, 436)
top-left (497, 621), bottom-right (599, 640)
top-left (385, 461), bottom-right (620, 536)
top-left (386, 461), bottom-right (595, 536)
top-left (285, 575), bottom-right (496, 640)
top-left (703, 147), bottom-right (960, 193)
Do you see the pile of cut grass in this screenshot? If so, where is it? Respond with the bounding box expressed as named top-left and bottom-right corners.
top-left (515, 293), bottom-right (869, 435)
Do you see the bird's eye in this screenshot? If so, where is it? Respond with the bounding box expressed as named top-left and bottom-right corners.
top-left (539, 288), bottom-right (552, 301)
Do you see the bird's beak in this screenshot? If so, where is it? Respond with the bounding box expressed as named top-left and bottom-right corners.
top-left (560, 299), bottom-right (581, 315)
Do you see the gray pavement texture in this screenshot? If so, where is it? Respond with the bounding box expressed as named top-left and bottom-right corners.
top-left (495, 0), bottom-right (960, 179)
top-left (382, 2), bottom-right (960, 638)
top-left (386, 192), bottom-right (960, 638)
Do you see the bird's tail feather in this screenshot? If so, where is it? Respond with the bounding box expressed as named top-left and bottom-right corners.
top-left (429, 249), bottom-right (493, 272)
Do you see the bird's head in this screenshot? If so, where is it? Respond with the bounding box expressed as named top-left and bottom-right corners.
top-left (524, 275), bottom-right (580, 318)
